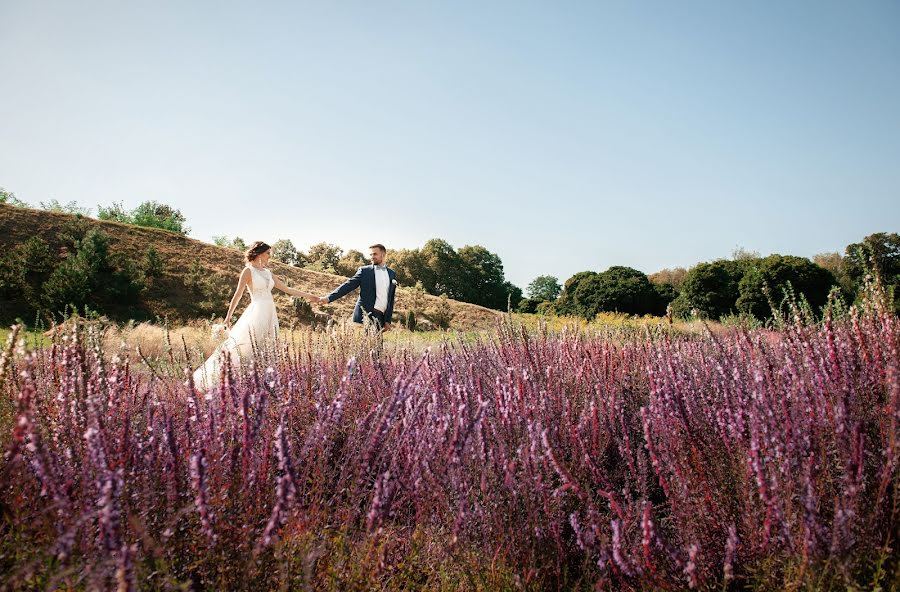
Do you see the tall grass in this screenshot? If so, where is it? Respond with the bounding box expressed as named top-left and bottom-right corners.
top-left (1, 282), bottom-right (898, 590)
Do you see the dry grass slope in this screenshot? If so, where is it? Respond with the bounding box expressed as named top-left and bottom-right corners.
top-left (0, 203), bottom-right (501, 330)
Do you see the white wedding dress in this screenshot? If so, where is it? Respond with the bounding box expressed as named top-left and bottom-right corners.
top-left (192, 265), bottom-right (279, 391)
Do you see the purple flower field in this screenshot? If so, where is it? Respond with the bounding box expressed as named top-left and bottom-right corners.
top-left (1, 290), bottom-right (899, 590)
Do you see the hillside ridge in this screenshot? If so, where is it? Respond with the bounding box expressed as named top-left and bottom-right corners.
top-left (0, 203), bottom-right (501, 330)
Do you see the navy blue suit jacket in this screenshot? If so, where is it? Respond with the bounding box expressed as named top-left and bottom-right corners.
top-left (326, 265), bottom-right (397, 324)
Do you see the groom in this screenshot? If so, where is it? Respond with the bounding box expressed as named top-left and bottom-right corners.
top-left (314, 244), bottom-right (397, 331)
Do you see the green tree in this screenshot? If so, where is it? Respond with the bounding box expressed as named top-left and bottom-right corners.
top-left (184, 258), bottom-right (231, 317)
top-left (653, 282), bottom-right (678, 314)
top-left (97, 201), bottom-right (131, 223)
top-left (426, 293), bottom-right (455, 329)
top-left (97, 200), bottom-right (189, 234)
top-left (526, 275), bottom-right (561, 301)
top-left (420, 239), bottom-right (464, 298)
top-left (335, 249), bottom-right (368, 276)
top-left (676, 260), bottom-right (746, 319)
top-left (554, 271), bottom-right (599, 316)
top-left (213, 236), bottom-right (247, 251)
top-left (130, 201), bottom-right (189, 234)
top-left (271, 239), bottom-right (300, 266)
top-left (736, 255), bottom-right (838, 320)
top-left (40, 199), bottom-right (91, 216)
top-left (0, 237), bottom-right (55, 320)
top-left (142, 246), bottom-right (165, 283)
top-left (572, 266), bottom-right (658, 319)
top-left (457, 245), bottom-right (509, 309)
top-left (390, 248), bottom-right (431, 289)
top-left (844, 232), bottom-right (900, 313)
top-left (42, 229), bottom-right (144, 317)
top-left (305, 242), bottom-right (343, 274)
top-left (0, 188), bottom-right (28, 207)
top-left (516, 297), bottom-right (543, 314)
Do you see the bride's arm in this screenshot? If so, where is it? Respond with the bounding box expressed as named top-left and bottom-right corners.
top-left (272, 275), bottom-right (316, 300)
top-left (225, 268), bottom-right (251, 327)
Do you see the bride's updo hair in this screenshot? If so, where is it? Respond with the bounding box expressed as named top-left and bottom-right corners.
top-left (245, 241), bottom-right (271, 263)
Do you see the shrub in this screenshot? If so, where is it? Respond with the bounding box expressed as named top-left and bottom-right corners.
top-left (98, 200), bottom-right (188, 234)
top-left (291, 296), bottom-right (315, 323)
top-left (677, 259), bottom-right (746, 319)
top-left (0, 187), bottom-right (28, 207)
top-left (143, 246), bottom-right (164, 279)
top-left (516, 297), bottom-right (544, 314)
top-left (41, 229), bottom-right (145, 317)
top-left (736, 254), bottom-right (838, 321)
top-left (39, 198), bottom-right (92, 216)
top-left (213, 236), bottom-right (247, 251)
top-left (571, 266), bottom-right (659, 318)
top-left (426, 293), bottom-right (454, 329)
top-left (184, 258), bottom-right (231, 317)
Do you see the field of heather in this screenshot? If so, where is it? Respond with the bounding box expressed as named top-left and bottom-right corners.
top-left (1, 288), bottom-right (899, 591)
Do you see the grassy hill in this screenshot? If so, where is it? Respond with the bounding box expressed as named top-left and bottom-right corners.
top-left (0, 203), bottom-right (501, 330)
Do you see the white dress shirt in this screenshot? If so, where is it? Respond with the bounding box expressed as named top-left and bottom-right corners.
top-left (374, 265), bottom-right (389, 312)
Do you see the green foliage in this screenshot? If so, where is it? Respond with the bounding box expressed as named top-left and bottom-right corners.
top-left (553, 271), bottom-right (598, 316)
top-left (40, 199), bottom-right (91, 216)
top-left (571, 266), bottom-right (659, 319)
top-left (516, 297), bottom-right (544, 314)
top-left (41, 229), bottom-right (145, 318)
top-left (271, 239), bottom-right (300, 266)
top-left (0, 237), bottom-right (55, 320)
top-left (96, 201), bottom-right (130, 223)
top-left (143, 246), bottom-right (164, 278)
top-left (305, 242), bottom-right (342, 273)
top-left (458, 245), bottom-right (510, 309)
top-left (407, 281), bottom-right (428, 316)
top-left (97, 200), bottom-right (189, 234)
top-left (420, 239), bottom-right (464, 298)
top-left (0, 188), bottom-right (28, 207)
top-left (291, 296), bottom-right (314, 322)
top-left (426, 293), bottom-right (455, 329)
top-left (131, 201), bottom-right (189, 234)
top-left (335, 249), bottom-right (368, 276)
top-left (213, 235), bottom-right (247, 251)
top-left (844, 232), bottom-right (900, 314)
top-left (652, 282), bottom-right (678, 312)
top-left (390, 248), bottom-right (431, 288)
top-left (184, 258), bottom-right (231, 317)
top-left (736, 255), bottom-right (839, 321)
top-left (526, 275), bottom-right (561, 301)
top-left (677, 259), bottom-right (746, 319)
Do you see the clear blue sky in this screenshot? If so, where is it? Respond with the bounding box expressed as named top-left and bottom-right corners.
top-left (1, 1), bottom-right (898, 290)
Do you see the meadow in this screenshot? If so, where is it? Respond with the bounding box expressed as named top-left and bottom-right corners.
top-left (1, 284), bottom-right (899, 591)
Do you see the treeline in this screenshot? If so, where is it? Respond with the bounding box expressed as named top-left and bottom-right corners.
top-left (4, 188), bottom-right (897, 323)
top-left (224, 236), bottom-right (523, 311)
top-left (522, 233), bottom-right (899, 322)
top-left (1, 188), bottom-right (190, 235)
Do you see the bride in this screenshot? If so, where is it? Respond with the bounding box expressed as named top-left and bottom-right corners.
top-left (192, 240), bottom-right (316, 391)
